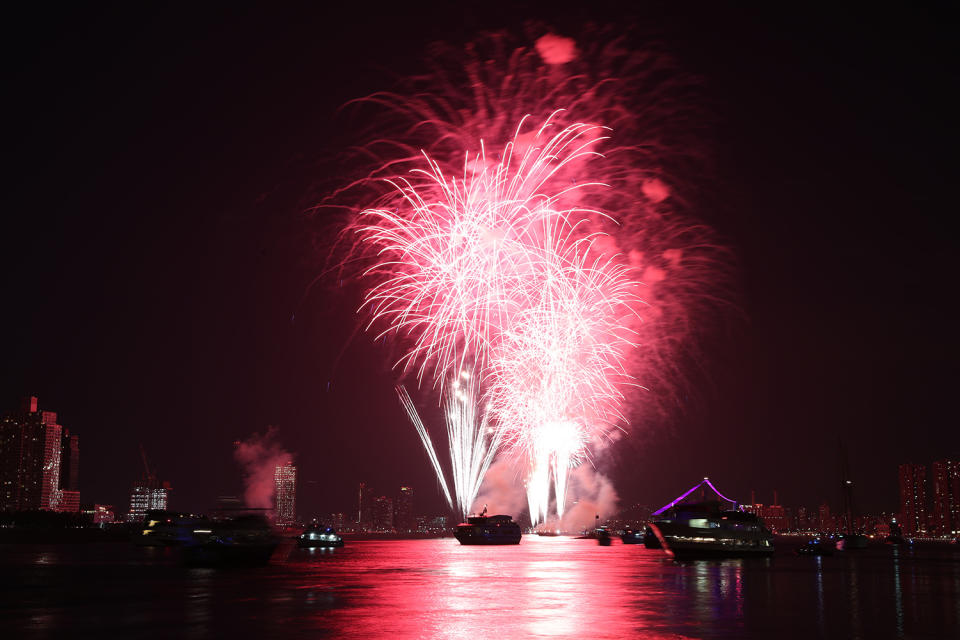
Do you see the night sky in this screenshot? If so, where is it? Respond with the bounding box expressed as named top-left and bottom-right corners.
top-left (3, 3), bottom-right (957, 519)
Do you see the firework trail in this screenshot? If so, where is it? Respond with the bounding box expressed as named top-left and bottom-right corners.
top-left (397, 385), bottom-right (453, 509)
top-left (397, 369), bottom-right (501, 521)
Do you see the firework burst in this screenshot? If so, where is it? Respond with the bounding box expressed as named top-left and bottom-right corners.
top-left (330, 27), bottom-right (728, 526)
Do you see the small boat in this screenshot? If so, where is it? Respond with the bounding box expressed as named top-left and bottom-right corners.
top-left (454, 514), bottom-right (522, 545)
top-left (298, 526), bottom-right (344, 548)
top-left (796, 538), bottom-right (834, 556)
top-left (620, 528), bottom-right (644, 544)
top-left (182, 514), bottom-right (278, 567)
top-left (536, 529), bottom-right (562, 537)
top-left (596, 527), bottom-right (612, 546)
top-left (836, 533), bottom-right (868, 550)
top-left (648, 501), bottom-right (774, 559)
top-left (134, 510), bottom-right (199, 547)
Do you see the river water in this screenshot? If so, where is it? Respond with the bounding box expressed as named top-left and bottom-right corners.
top-left (2, 536), bottom-right (958, 638)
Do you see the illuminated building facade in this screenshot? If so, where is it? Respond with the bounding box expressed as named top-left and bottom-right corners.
top-left (274, 461), bottom-right (296, 525)
top-left (126, 486), bottom-right (169, 522)
top-left (358, 482), bottom-right (372, 527)
top-left (92, 504), bottom-right (115, 524)
top-left (0, 397), bottom-right (70, 511)
top-left (57, 430), bottom-right (80, 512)
top-left (899, 463), bottom-right (928, 535)
top-left (396, 486), bottom-right (414, 532)
top-left (818, 503), bottom-right (833, 530)
top-left (373, 495), bottom-right (394, 531)
top-left (932, 459), bottom-right (959, 536)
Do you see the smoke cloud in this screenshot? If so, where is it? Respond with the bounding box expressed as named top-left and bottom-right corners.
top-left (472, 458), bottom-right (619, 530)
top-left (559, 466), bottom-right (619, 532)
top-left (233, 426), bottom-right (292, 509)
top-left (471, 459), bottom-right (528, 519)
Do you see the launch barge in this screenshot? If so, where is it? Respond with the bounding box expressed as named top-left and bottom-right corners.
top-left (454, 514), bottom-right (522, 545)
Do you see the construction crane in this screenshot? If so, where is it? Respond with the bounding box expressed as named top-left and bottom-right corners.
top-left (139, 443), bottom-right (157, 489)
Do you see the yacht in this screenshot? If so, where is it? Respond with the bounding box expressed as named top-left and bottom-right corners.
top-left (298, 526), bottom-right (344, 548)
top-left (648, 501), bottom-right (774, 559)
top-left (454, 514), bottom-right (522, 545)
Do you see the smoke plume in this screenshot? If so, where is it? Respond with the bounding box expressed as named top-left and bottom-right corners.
top-left (233, 426), bottom-right (292, 509)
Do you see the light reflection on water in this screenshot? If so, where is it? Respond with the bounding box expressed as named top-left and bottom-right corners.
top-left (1, 537), bottom-right (959, 638)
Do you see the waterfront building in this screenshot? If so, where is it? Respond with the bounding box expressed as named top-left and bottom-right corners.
top-left (328, 512), bottom-right (346, 529)
top-left (373, 495), bottom-right (394, 531)
top-left (358, 482), bottom-right (372, 527)
top-left (899, 463), bottom-right (928, 535)
top-left (932, 459), bottom-right (959, 536)
top-left (126, 485), bottom-right (169, 522)
top-left (56, 430), bottom-right (80, 511)
top-left (416, 515), bottom-right (448, 533)
top-left (396, 486), bottom-right (414, 532)
top-left (762, 502), bottom-right (790, 533)
top-left (92, 504), bottom-right (115, 524)
top-left (818, 503), bottom-right (833, 530)
top-left (274, 461), bottom-right (297, 525)
top-left (0, 397), bottom-right (69, 511)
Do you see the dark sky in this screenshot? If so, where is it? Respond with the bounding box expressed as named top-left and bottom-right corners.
top-left (3, 3), bottom-right (957, 519)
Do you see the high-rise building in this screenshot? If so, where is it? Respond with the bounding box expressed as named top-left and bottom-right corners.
top-left (899, 463), bottom-right (928, 535)
top-left (57, 430), bottom-right (80, 512)
top-left (373, 495), bottom-right (394, 531)
top-left (39, 414), bottom-right (63, 511)
top-left (358, 482), bottom-right (371, 527)
top-left (127, 486), bottom-right (169, 522)
top-left (0, 397), bottom-right (69, 511)
top-left (932, 459), bottom-right (959, 536)
top-left (818, 503), bottom-right (833, 530)
top-left (396, 486), bottom-right (414, 532)
top-left (126, 445), bottom-right (170, 522)
top-left (274, 461), bottom-right (297, 525)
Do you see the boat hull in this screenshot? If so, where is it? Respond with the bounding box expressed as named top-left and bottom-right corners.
top-left (454, 528), bottom-right (521, 545)
top-left (649, 522), bottom-right (774, 559)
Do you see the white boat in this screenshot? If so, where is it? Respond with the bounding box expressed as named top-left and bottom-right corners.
top-left (648, 501), bottom-right (774, 559)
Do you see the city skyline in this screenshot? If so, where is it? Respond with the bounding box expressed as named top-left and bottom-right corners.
top-left (5, 390), bottom-right (953, 532)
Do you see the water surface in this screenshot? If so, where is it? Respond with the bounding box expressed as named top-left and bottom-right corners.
top-left (2, 537), bottom-right (958, 638)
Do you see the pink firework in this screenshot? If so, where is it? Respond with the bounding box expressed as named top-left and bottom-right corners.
top-left (355, 114), bottom-right (611, 388)
top-left (334, 27), bottom-right (727, 524)
top-left (355, 115), bottom-right (641, 524)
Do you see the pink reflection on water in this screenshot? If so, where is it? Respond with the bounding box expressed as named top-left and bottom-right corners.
top-left (290, 537), bottom-right (710, 639)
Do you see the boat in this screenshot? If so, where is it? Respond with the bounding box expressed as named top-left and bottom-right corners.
top-left (836, 533), bottom-right (868, 550)
top-left (643, 525), bottom-right (662, 548)
top-left (596, 527), bottom-right (612, 546)
top-left (536, 529), bottom-right (562, 537)
top-left (796, 537), bottom-right (834, 556)
top-left (454, 514), bottom-right (522, 545)
top-left (298, 526), bottom-right (344, 548)
top-left (648, 501), bottom-right (774, 559)
top-left (134, 510), bottom-right (199, 546)
top-left (620, 527), bottom-right (644, 544)
top-left (182, 514), bottom-right (278, 566)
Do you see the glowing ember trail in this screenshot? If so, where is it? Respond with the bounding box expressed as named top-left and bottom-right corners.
top-left (397, 369), bottom-right (502, 521)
